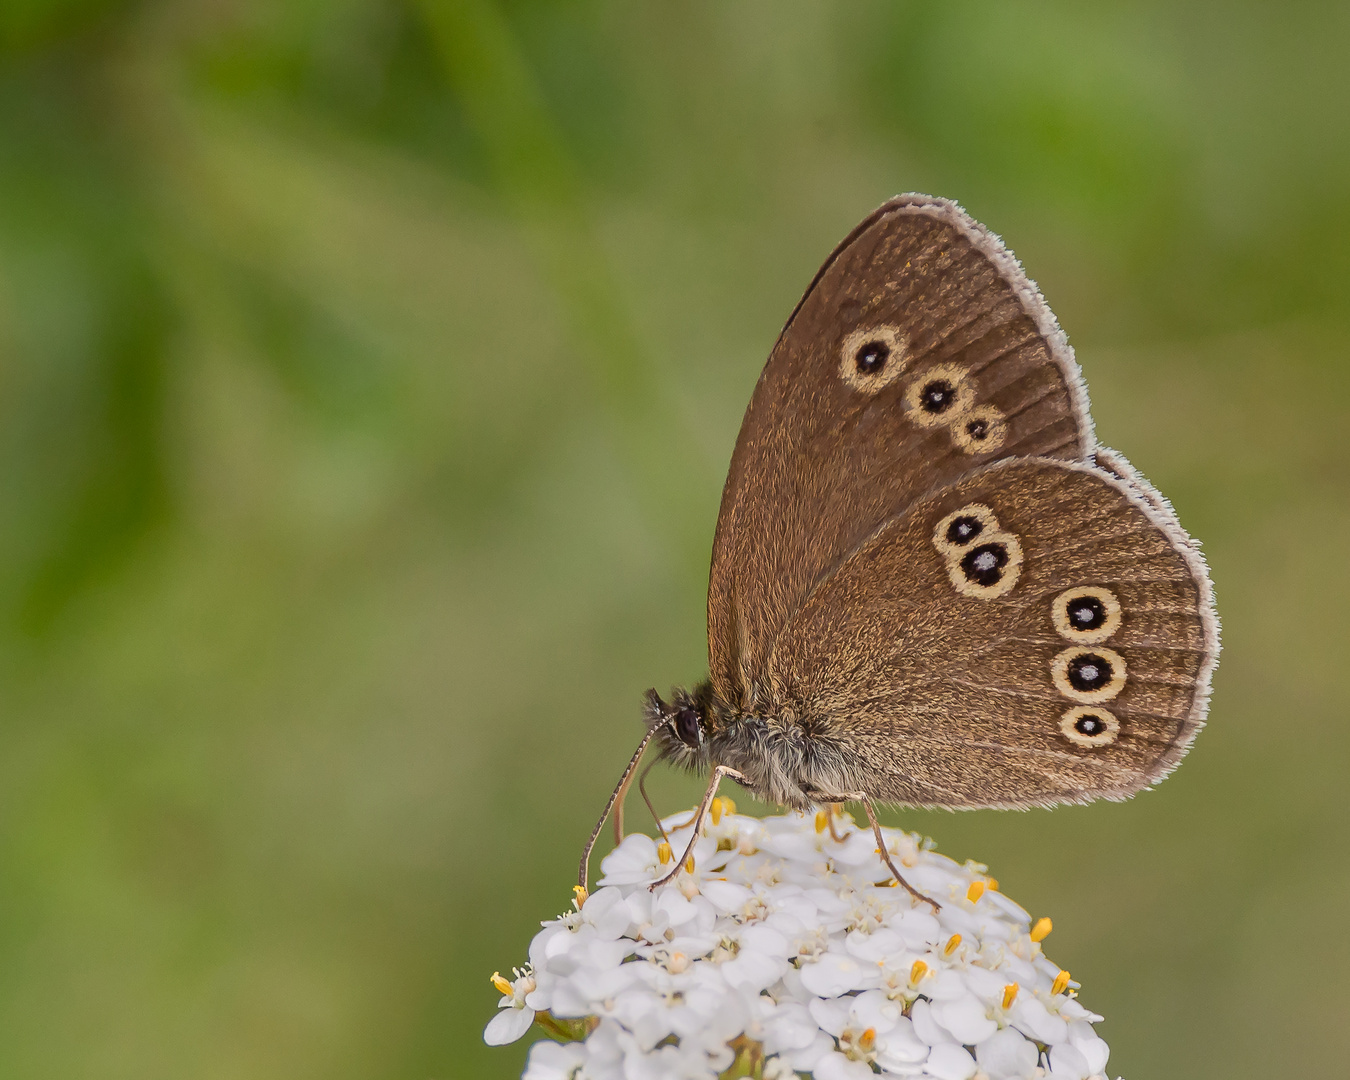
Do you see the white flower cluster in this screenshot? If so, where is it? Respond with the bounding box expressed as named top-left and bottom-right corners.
top-left (486, 803), bottom-right (1115, 1080)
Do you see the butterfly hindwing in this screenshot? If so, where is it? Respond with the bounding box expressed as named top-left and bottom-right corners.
top-left (762, 456), bottom-right (1218, 808)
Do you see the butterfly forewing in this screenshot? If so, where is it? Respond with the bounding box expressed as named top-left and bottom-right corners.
top-left (763, 457), bottom-right (1217, 808)
top-left (708, 196), bottom-right (1094, 712)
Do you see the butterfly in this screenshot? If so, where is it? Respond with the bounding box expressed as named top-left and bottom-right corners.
top-left (579, 195), bottom-right (1218, 906)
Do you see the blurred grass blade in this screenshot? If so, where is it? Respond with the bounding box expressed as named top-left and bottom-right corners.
top-left (419, 0), bottom-right (714, 566)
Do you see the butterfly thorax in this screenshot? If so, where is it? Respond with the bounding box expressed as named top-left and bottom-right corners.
top-left (647, 684), bottom-right (850, 810)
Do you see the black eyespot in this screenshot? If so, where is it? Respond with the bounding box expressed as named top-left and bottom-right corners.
top-left (1067, 653), bottom-right (1113, 692)
top-left (920, 379), bottom-right (957, 414)
top-left (1074, 713), bottom-right (1107, 737)
top-left (965, 418), bottom-right (989, 440)
top-left (960, 542), bottom-right (1009, 586)
top-left (674, 707), bottom-right (702, 749)
top-left (944, 515), bottom-right (984, 546)
top-left (854, 340), bottom-right (889, 375)
top-left (1066, 596), bottom-right (1107, 631)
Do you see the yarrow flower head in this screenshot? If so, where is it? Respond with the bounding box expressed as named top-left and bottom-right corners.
top-left (486, 803), bottom-right (1116, 1080)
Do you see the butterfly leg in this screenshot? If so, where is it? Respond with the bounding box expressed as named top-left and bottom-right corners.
top-left (649, 765), bottom-right (746, 891)
top-left (638, 760), bottom-right (671, 844)
top-left (854, 794), bottom-right (940, 913)
top-left (823, 802), bottom-right (846, 843)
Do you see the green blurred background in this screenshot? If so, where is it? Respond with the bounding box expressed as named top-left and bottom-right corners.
top-left (0, 1), bottom-right (1346, 1077)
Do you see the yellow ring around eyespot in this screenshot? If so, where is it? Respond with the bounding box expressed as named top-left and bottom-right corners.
top-left (1059, 705), bottom-right (1120, 748)
top-left (902, 363), bottom-right (976, 427)
top-left (839, 325), bottom-right (907, 393)
top-left (950, 403), bottom-right (1009, 455)
top-left (1052, 585), bottom-right (1123, 645)
top-left (944, 530), bottom-right (1023, 601)
top-left (932, 502), bottom-right (1001, 559)
top-left (1051, 646), bottom-right (1127, 704)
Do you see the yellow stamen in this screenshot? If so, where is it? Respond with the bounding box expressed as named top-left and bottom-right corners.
top-left (859, 1027), bottom-right (876, 1052)
top-left (943, 933), bottom-right (962, 956)
top-left (573, 884), bottom-right (588, 908)
top-left (685, 854), bottom-right (695, 874)
top-left (668, 951), bottom-right (689, 974)
top-left (722, 796), bottom-right (736, 816)
top-left (657, 841), bottom-right (673, 865)
top-left (909, 959), bottom-right (929, 986)
top-left (710, 797), bottom-right (724, 825)
top-left (815, 810), bottom-right (829, 834)
top-left (1002, 983), bottom-right (1019, 1009)
top-left (966, 880), bottom-right (986, 903)
top-left (986, 877), bottom-right (999, 891)
top-left (491, 971), bottom-right (513, 996)
top-left (1030, 916), bottom-right (1053, 942)
top-left (1052, 970), bottom-right (1071, 996)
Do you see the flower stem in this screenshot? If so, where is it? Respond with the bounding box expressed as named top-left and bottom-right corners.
top-left (718, 1035), bottom-right (764, 1079)
top-left (532, 1010), bottom-right (599, 1043)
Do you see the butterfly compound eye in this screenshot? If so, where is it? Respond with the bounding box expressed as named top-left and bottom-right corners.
top-left (674, 707), bottom-right (702, 748)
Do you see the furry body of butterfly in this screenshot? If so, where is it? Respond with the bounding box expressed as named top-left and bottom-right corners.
top-left (580, 195), bottom-right (1218, 893)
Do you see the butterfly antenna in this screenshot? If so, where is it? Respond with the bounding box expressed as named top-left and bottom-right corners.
top-left (579, 724), bottom-right (661, 897)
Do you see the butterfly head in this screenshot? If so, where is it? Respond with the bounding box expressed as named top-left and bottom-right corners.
top-left (644, 686), bottom-right (716, 770)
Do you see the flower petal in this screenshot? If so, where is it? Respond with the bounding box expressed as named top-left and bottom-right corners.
top-left (932, 996), bottom-right (999, 1044)
top-left (1046, 1041), bottom-right (1091, 1080)
top-left (925, 1042), bottom-right (979, 1080)
top-left (975, 1027), bottom-right (1040, 1080)
top-left (1067, 1020), bottom-right (1110, 1074)
top-left (522, 1038), bottom-right (587, 1080)
top-left (799, 949), bottom-right (875, 996)
top-left (483, 1007), bottom-right (536, 1046)
top-left (813, 1050), bottom-right (877, 1080)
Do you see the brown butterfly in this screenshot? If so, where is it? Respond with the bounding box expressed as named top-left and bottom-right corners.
top-left (578, 195), bottom-right (1219, 907)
